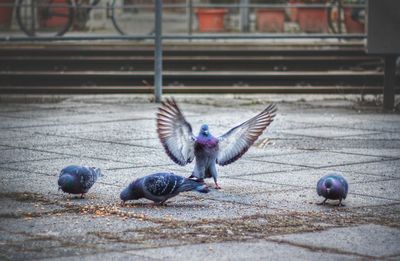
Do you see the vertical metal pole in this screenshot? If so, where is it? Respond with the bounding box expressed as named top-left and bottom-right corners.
top-left (240, 0), bottom-right (250, 32)
top-left (337, 0), bottom-right (342, 35)
top-left (383, 55), bottom-right (396, 111)
top-left (30, 0), bottom-right (36, 35)
top-left (188, 0), bottom-right (193, 36)
top-left (154, 0), bottom-right (163, 103)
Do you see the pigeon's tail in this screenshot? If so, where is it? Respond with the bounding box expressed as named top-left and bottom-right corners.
top-left (91, 167), bottom-right (102, 177)
top-left (178, 179), bottom-right (210, 194)
top-left (195, 184), bottom-right (210, 194)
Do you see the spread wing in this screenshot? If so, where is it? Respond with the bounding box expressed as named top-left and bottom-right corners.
top-left (156, 98), bottom-right (196, 166)
top-left (217, 104), bottom-right (277, 166)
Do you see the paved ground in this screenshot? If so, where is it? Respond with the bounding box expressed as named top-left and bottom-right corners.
top-left (0, 94), bottom-right (399, 260)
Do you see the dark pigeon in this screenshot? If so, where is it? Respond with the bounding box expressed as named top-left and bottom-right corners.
top-left (120, 172), bottom-right (209, 205)
top-left (58, 165), bottom-right (102, 198)
top-left (156, 98), bottom-right (276, 189)
top-left (317, 174), bottom-right (348, 206)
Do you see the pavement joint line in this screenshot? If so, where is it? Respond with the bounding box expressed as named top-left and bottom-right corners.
top-left (225, 176), bottom-right (400, 202)
top-left (230, 165), bottom-right (398, 182)
top-left (310, 157), bottom-right (400, 170)
top-left (216, 168), bottom-right (306, 178)
top-left (0, 113), bottom-right (41, 120)
top-left (182, 193), bottom-right (268, 207)
top-left (321, 149), bottom-right (400, 159)
top-left (314, 123), bottom-right (400, 134)
top-left (265, 238), bottom-right (379, 259)
top-left (106, 163), bottom-right (176, 171)
top-left (227, 176), bottom-right (310, 189)
top-left (355, 177), bottom-right (400, 184)
top-left (348, 192), bottom-right (400, 202)
top-left (349, 202), bottom-right (400, 210)
top-left (249, 158), bottom-right (319, 169)
top-left (243, 187), bottom-right (311, 196)
top-left (0, 144), bottom-right (139, 165)
top-left (245, 150), bottom-right (312, 160)
top-left (0, 156), bottom-right (69, 166)
top-left (318, 166), bottom-right (400, 178)
top-left (0, 166), bottom-right (58, 177)
top-left (280, 119), bottom-right (400, 134)
top-left (31, 131), bottom-right (159, 150)
top-left (0, 116), bottom-right (154, 130)
top-left (166, 165), bottom-right (307, 178)
top-left (0, 157), bottom-right (177, 176)
top-left (276, 131), bottom-right (383, 140)
top-left (250, 157), bottom-right (395, 170)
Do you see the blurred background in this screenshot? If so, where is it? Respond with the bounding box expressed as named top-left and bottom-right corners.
top-left (0, 0), bottom-right (365, 37)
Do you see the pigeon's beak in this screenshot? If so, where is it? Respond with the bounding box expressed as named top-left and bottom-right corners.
top-left (326, 188), bottom-right (331, 194)
top-left (204, 130), bottom-right (209, 136)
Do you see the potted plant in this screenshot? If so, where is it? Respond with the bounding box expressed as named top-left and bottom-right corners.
top-left (297, 0), bottom-right (329, 33)
top-left (196, 0), bottom-right (229, 32)
top-left (255, 0), bottom-right (286, 33)
top-left (343, 0), bottom-right (365, 33)
top-left (0, 0), bottom-right (14, 29)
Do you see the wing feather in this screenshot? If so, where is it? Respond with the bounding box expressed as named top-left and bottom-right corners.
top-left (156, 98), bottom-right (195, 166)
top-left (217, 104), bottom-right (277, 166)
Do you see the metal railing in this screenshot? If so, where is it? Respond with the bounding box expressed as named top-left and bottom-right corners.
top-left (0, 0), bottom-right (367, 102)
top-left (0, 0), bottom-right (366, 41)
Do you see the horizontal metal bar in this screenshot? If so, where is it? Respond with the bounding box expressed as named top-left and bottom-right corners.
top-left (0, 34), bottom-right (366, 42)
top-left (0, 86), bottom-right (390, 95)
top-left (0, 3), bottom-right (366, 8)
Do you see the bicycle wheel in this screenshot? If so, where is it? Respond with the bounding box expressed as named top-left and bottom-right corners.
top-left (16, 0), bottom-right (75, 36)
top-left (110, 0), bottom-right (154, 35)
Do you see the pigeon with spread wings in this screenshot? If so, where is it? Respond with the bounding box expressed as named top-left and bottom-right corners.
top-left (156, 98), bottom-right (277, 189)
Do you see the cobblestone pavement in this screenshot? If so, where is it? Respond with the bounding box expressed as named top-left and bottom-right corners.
top-left (0, 94), bottom-right (399, 260)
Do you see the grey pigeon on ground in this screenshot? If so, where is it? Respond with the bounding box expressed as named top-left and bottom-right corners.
top-left (120, 172), bottom-right (209, 205)
top-left (317, 174), bottom-right (348, 206)
top-left (58, 165), bottom-right (102, 198)
top-left (156, 98), bottom-right (276, 189)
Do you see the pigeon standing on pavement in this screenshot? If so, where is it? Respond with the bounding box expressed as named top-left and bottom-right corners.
top-left (58, 165), bottom-right (102, 198)
top-left (156, 98), bottom-right (276, 189)
top-left (317, 174), bottom-right (348, 206)
top-left (120, 172), bottom-right (209, 205)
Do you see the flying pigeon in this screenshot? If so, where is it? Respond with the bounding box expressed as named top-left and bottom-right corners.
top-left (58, 165), bottom-right (102, 198)
top-left (120, 172), bottom-right (209, 205)
top-left (156, 98), bottom-right (276, 189)
top-left (317, 174), bottom-right (348, 206)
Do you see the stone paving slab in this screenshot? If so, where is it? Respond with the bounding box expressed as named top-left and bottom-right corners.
top-left (251, 150), bottom-right (385, 168)
top-left (0, 149), bottom-right (63, 164)
top-left (2, 158), bottom-right (135, 177)
top-left (271, 224), bottom-right (400, 258)
top-left (130, 240), bottom-right (358, 261)
top-left (280, 126), bottom-right (380, 139)
top-left (167, 159), bottom-right (304, 179)
top-left (0, 94), bottom-right (399, 260)
top-left (44, 252), bottom-right (159, 261)
top-left (328, 158), bottom-right (400, 178)
top-left (329, 148), bottom-right (400, 159)
top-left (240, 168), bottom-right (389, 188)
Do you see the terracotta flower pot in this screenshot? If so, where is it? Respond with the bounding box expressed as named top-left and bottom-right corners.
top-left (40, 0), bottom-right (70, 28)
top-left (196, 8), bottom-right (227, 33)
top-left (256, 9), bottom-right (285, 33)
top-left (343, 7), bottom-right (364, 34)
top-left (297, 7), bottom-right (328, 33)
top-left (0, 0), bottom-right (14, 29)
top-left (288, 0), bottom-right (299, 22)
